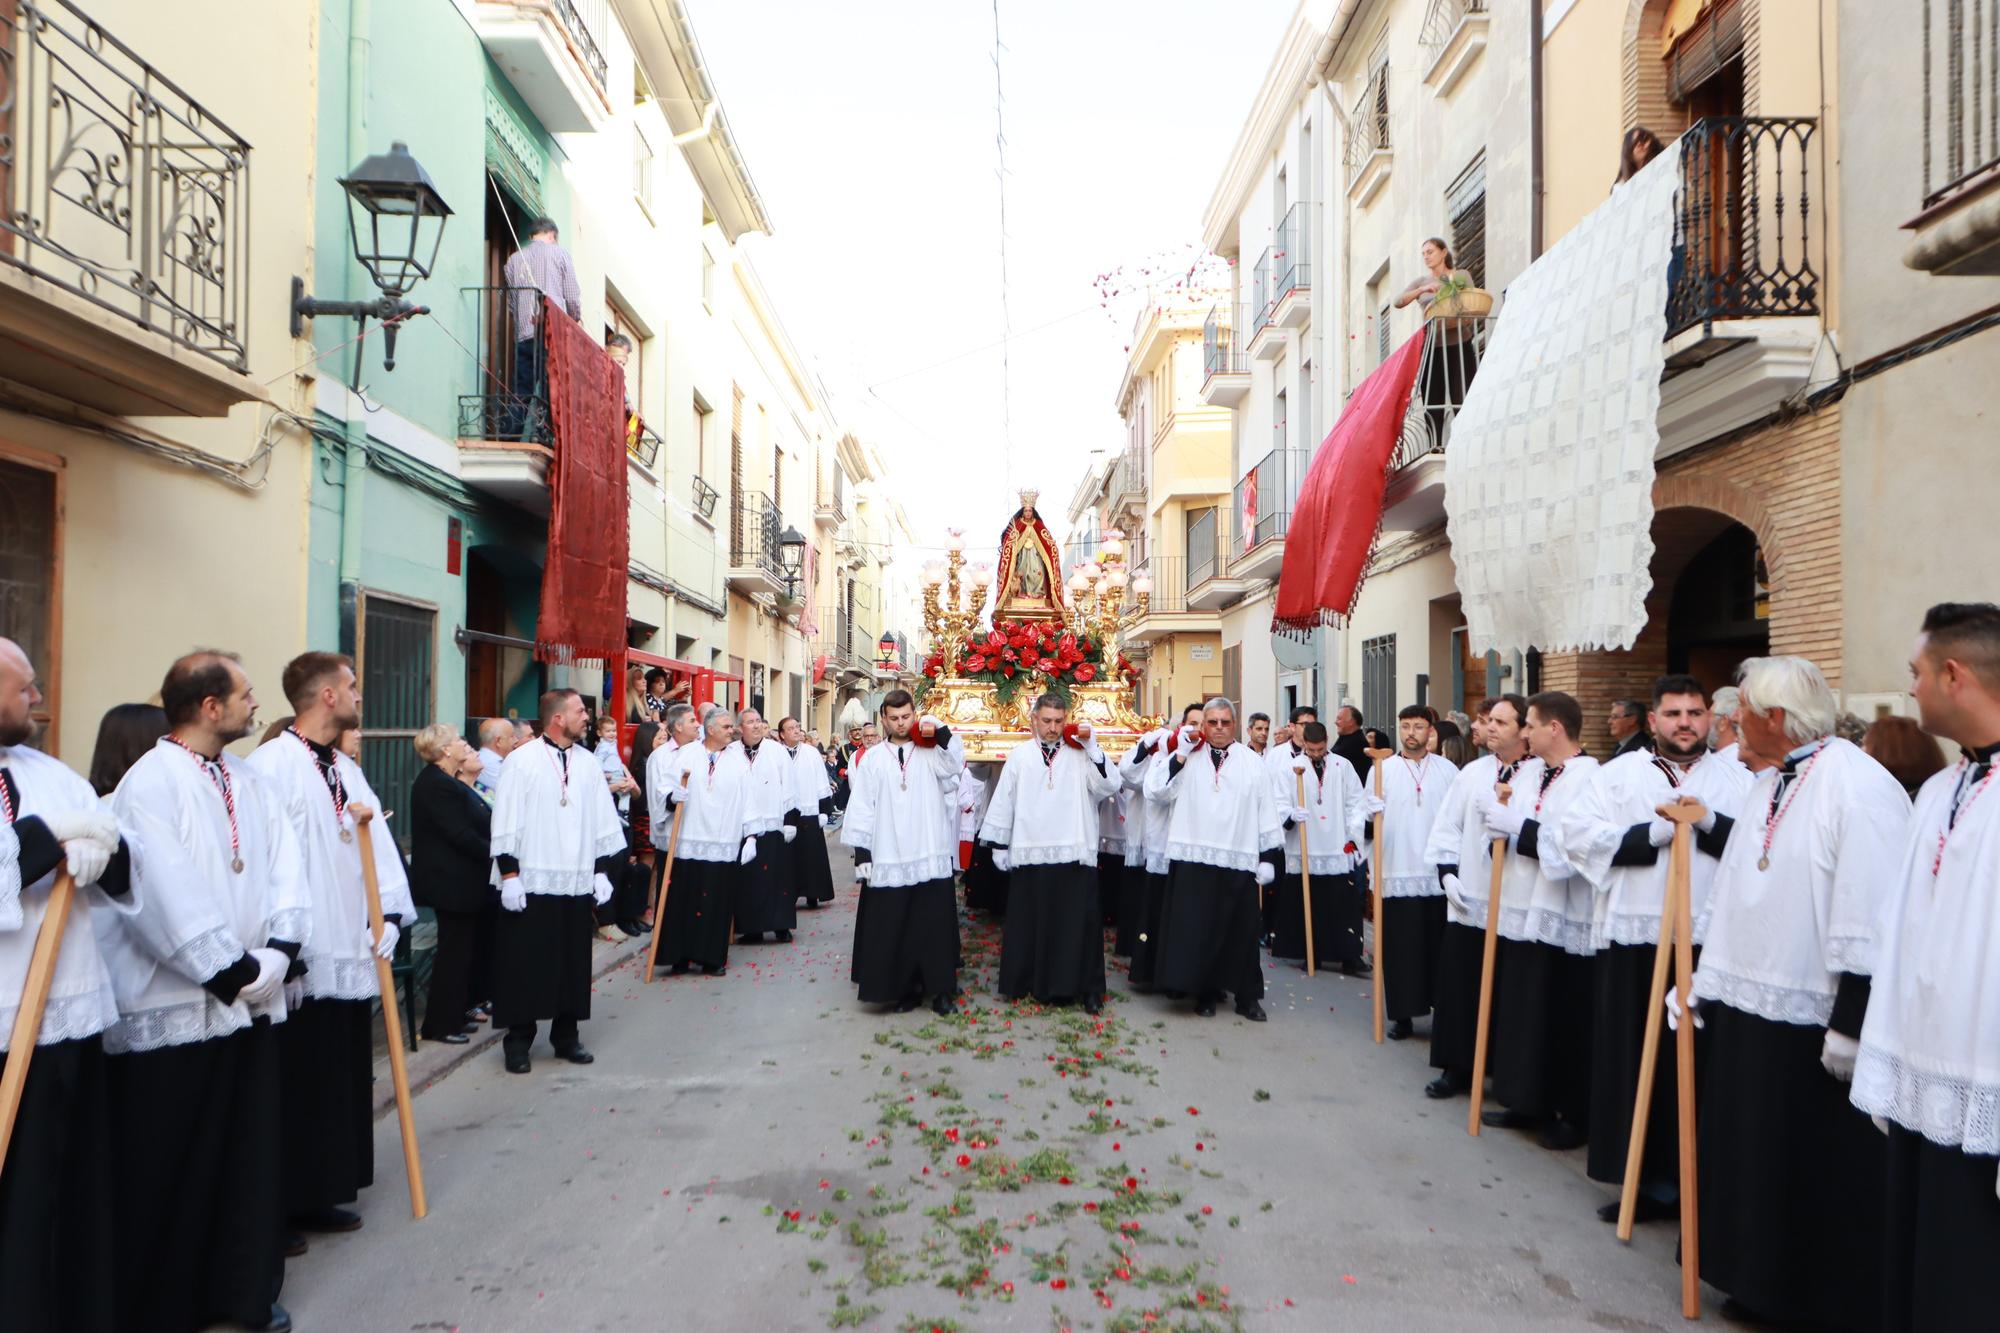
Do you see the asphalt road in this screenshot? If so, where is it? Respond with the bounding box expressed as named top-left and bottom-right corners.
top-left (277, 842), bottom-right (1735, 1332)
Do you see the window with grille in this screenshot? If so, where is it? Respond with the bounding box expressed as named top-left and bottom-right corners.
top-left (1362, 634), bottom-right (1397, 735)
top-left (359, 595), bottom-right (436, 853)
top-left (1446, 153), bottom-right (1487, 287)
top-left (1377, 302), bottom-right (1391, 364)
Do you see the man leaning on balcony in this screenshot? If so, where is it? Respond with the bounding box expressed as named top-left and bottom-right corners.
top-left (502, 218), bottom-right (583, 435)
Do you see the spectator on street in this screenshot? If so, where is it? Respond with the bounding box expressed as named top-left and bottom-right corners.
top-left (86, 702), bottom-right (169, 795)
top-left (1862, 714), bottom-right (1947, 797)
top-left (336, 727), bottom-right (362, 763)
top-left (1607, 699), bottom-right (1650, 758)
top-left (474, 717), bottom-right (514, 798)
top-left (513, 719), bottom-right (536, 750)
top-left (410, 724), bottom-right (493, 1046)
top-left (1332, 705), bottom-right (1372, 782)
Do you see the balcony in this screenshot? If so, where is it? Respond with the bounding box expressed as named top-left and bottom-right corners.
top-left (1247, 247), bottom-right (1285, 360)
top-left (0, 0), bottom-right (260, 418)
top-left (1657, 116), bottom-right (1824, 454)
top-left (1271, 203), bottom-right (1315, 330)
top-left (1125, 555), bottom-right (1225, 643)
top-left (1421, 0), bottom-right (1489, 97)
top-left (815, 473), bottom-right (846, 528)
top-left (1345, 67), bottom-right (1393, 206)
top-left (1904, 0), bottom-right (2000, 274)
top-left (1200, 303), bottom-right (1250, 406)
top-left (627, 424), bottom-right (661, 471)
top-left (1186, 506), bottom-right (1250, 612)
top-left (456, 285), bottom-right (554, 511)
top-left (1108, 449), bottom-right (1147, 523)
top-left (1230, 447), bottom-right (1307, 585)
top-left (472, 0), bottom-right (612, 133)
top-left (1381, 316), bottom-right (1493, 533)
top-left (836, 519), bottom-right (866, 569)
top-left (726, 490), bottom-right (784, 598)
top-left (826, 607), bottom-right (870, 680)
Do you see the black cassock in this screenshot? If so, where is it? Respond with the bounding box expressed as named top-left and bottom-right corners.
top-left (852, 874), bottom-right (960, 1004)
top-left (792, 810), bottom-right (837, 907)
top-left (1380, 894), bottom-right (1448, 1020)
top-left (0, 1037), bottom-right (116, 1333)
top-left (1097, 851), bottom-right (1123, 930)
top-left (998, 862), bottom-right (1105, 1003)
top-left (734, 825), bottom-right (796, 936)
top-left (1586, 941), bottom-right (1693, 1193)
top-left (1429, 919), bottom-right (1485, 1076)
top-left (1489, 938), bottom-right (1594, 1127)
top-left (963, 841), bottom-right (1008, 914)
top-left (1270, 869), bottom-right (1361, 964)
top-left (279, 997), bottom-right (376, 1216)
top-left (1123, 865), bottom-right (1170, 990)
top-left (1156, 860), bottom-right (1269, 1003)
top-left (491, 893), bottom-right (597, 1025)
top-left (658, 856), bottom-right (737, 972)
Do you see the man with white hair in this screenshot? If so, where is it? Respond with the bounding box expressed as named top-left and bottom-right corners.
top-left (1683, 656), bottom-right (1908, 1329)
top-left (732, 708), bottom-right (798, 944)
top-left (474, 716), bottom-right (515, 798)
top-left (1707, 685), bottom-right (1744, 768)
top-left (1853, 603), bottom-right (2000, 1329)
top-left (652, 708), bottom-right (754, 978)
top-left (1145, 698), bottom-right (1283, 1021)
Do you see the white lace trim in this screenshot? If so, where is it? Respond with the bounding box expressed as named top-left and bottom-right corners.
top-left (0, 989), bottom-right (117, 1051)
top-left (676, 836), bottom-right (745, 863)
top-left (1164, 841), bottom-right (1264, 874)
top-left (1145, 852), bottom-right (1171, 876)
top-left (1691, 967), bottom-right (1833, 1026)
top-left (505, 867), bottom-right (596, 897)
top-left (866, 852), bottom-right (958, 889)
top-left (1824, 934), bottom-right (1873, 975)
top-left (1379, 873), bottom-right (1441, 899)
top-left (0, 820), bottom-right (20, 931)
top-left (1285, 852), bottom-right (1359, 875)
top-left (1497, 905), bottom-right (1595, 954)
top-left (267, 907), bottom-right (311, 945)
top-left (743, 814), bottom-right (782, 837)
top-left (301, 956), bottom-right (381, 1002)
top-left (169, 926), bottom-right (242, 983)
top-left (1099, 836), bottom-right (1125, 855)
top-left (1005, 842), bottom-right (1098, 869)
top-left (1850, 1048), bottom-right (2000, 1156)
top-left (100, 997), bottom-right (250, 1055)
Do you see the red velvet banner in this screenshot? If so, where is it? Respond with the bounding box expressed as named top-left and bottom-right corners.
top-left (1270, 330), bottom-right (1427, 635)
top-left (537, 296), bottom-right (630, 662)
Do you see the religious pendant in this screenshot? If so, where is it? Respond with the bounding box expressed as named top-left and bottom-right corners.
top-left (339, 828), bottom-right (354, 844)
top-left (230, 857), bottom-right (245, 874)
top-left (1757, 855), bottom-right (1770, 871)
top-left (900, 777), bottom-right (908, 791)
top-left (560, 795), bottom-right (570, 807)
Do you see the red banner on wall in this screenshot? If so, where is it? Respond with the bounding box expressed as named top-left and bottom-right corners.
top-left (536, 296), bottom-right (631, 662)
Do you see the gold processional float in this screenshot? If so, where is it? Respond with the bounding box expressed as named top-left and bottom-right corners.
top-left (914, 490), bottom-right (1159, 763)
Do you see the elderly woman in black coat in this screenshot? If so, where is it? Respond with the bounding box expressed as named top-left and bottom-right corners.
top-left (410, 724), bottom-right (496, 1044)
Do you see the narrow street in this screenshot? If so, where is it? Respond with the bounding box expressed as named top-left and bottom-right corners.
top-left (283, 843), bottom-right (1715, 1332)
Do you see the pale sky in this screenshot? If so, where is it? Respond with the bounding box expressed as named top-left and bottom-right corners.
top-left (684, 0), bottom-right (1298, 565)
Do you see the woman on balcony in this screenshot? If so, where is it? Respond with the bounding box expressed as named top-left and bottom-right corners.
top-left (1394, 238), bottom-right (1482, 453)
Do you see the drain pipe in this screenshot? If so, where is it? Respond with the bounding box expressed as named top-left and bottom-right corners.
top-left (1312, 0), bottom-right (1363, 708)
top-left (1530, 1), bottom-right (1545, 259)
top-left (336, 0), bottom-right (372, 655)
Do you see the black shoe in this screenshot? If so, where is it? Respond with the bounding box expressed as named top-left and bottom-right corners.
top-left (1235, 1002), bottom-right (1268, 1022)
top-left (774, 929), bottom-right (793, 943)
top-left (282, 1231), bottom-right (308, 1258)
top-left (1194, 1000), bottom-right (1218, 1018)
top-left (554, 1043), bottom-right (595, 1065)
top-left (434, 1032), bottom-right (471, 1045)
top-left (1596, 1195), bottom-right (1677, 1224)
top-left (1082, 995), bottom-right (1102, 1015)
top-left (1481, 1108), bottom-right (1538, 1130)
top-left (1424, 1073), bottom-right (1468, 1100)
top-left (1388, 1018), bottom-right (1414, 1041)
top-left (291, 1206), bottom-right (363, 1233)
top-left (669, 962), bottom-right (690, 976)
top-left (737, 933), bottom-right (758, 945)
top-left (255, 1303), bottom-right (294, 1333)
top-left (620, 920), bottom-right (651, 936)
top-left (1339, 958), bottom-right (1373, 977)
top-left (931, 994), bottom-right (954, 1016)
top-left (706, 965), bottom-right (727, 977)
top-left (504, 1050), bottom-right (531, 1074)
top-left (1539, 1119), bottom-right (1587, 1151)
top-left (891, 996), bottom-right (921, 1014)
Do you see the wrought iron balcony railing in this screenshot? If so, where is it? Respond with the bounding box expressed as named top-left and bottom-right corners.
top-left (1667, 116), bottom-right (1820, 338)
top-left (1272, 201), bottom-right (1315, 306)
top-left (1390, 314), bottom-right (1494, 473)
top-left (457, 285), bottom-right (552, 444)
top-left (691, 474), bottom-right (719, 520)
top-left (552, 0), bottom-right (609, 88)
top-left (1345, 66), bottom-right (1392, 184)
top-left (0, 0), bottom-right (252, 371)
top-left (627, 424), bottom-right (661, 470)
top-left (1420, 0), bottom-right (1488, 58)
top-left (730, 489), bottom-right (782, 578)
top-left (1233, 448), bottom-right (1309, 557)
top-left (1144, 556), bottom-right (1189, 614)
top-left (1188, 508), bottom-right (1225, 588)
top-left (1202, 303), bottom-right (1246, 379)
top-left (1919, 0), bottom-right (2000, 208)
top-left (1249, 246), bottom-right (1275, 339)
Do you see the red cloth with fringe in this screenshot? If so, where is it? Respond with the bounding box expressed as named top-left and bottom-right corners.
top-left (1271, 330), bottom-right (1428, 634)
top-left (537, 296), bottom-right (630, 662)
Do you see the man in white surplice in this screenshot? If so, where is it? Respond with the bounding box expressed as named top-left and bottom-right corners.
top-left (489, 688), bottom-right (626, 1074)
top-left (1267, 720), bottom-right (1365, 970)
top-left (1361, 706), bottom-right (1460, 1038)
top-left (247, 651), bottom-right (413, 1237)
top-left (982, 694), bottom-right (1121, 1011)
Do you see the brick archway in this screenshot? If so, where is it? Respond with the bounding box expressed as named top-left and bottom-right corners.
top-left (1651, 472), bottom-right (1788, 598)
top-left (1623, 0), bottom-right (1689, 141)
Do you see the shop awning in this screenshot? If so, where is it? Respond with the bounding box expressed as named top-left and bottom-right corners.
top-left (1271, 331), bottom-right (1428, 634)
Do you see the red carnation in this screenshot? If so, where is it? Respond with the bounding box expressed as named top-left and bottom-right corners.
top-left (1021, 652), bottom-right (1039, 669)
top-left (1003, 665), bottom-right (1016, 677)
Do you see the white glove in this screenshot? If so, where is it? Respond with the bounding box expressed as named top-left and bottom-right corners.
top-left (818, 814), bottom-right (829, 828)
top-left (362, 919), bottom-right (398, 960)
top-left (853, 862), bottom-right (872, 883)
top-left (740, 837), bottom-right (758, 865)
top-left (993, 847), bottom-right (1012, 873)
top-left (1441, 871), bottom-right (1468, 915)
top-left (1482, 797), bottom-right (1527, 839)
top-left (780, 824), bottom-right (797, 843)
top-left (500, 876), bottom-right (528, 912)
top-left (1362, 791), bottom-right (1386, 817)
top-left (1178, 724), bottom-right (1200, 751)
top-left (43, 809), bottom-right (119, 850)
top-left (1821, 1030), bottom-right (1859, 1082)
top-left (592, 872), bottom-right (615, 906)
top-left (1254, 862), bottom-right (1276, 887)
top-left (284, 977), bottom-right (306, 1010)
top-left (239, 947), bottom-right (290, 1006)
top-left (63, 838), bottom-right (111, 888)
top-left (1288, 806), bottom-right (1313, 825)
top-left (1647, 817), bottom-right (1675, 848)
top-left (1665, 984), bottom-right (1703, 1031)
top-left (1694, 804), bottom-right (1718, 833)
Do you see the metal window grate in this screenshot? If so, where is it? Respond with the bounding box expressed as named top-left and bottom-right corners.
top-left (359, 597), bottom-right (436, 854)
top-left (1362, 634), bottom-right (1398, 735)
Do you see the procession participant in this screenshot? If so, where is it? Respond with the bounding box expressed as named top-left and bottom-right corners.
top-left (1111, 728), bottom-right (1157, 958)
top-left (1707, 686), bottom-right (1742, 766)
top-left (1127, 705), bottom-right (1203, 983)
top-left (0, 638), bottom-right (130, 1333)
top-left (1262, 706), bottom-right (1315, 940)
top-left (1477, 691), bottom-right (1600, 1149)
top-left (844, 691), bottom-right (964, 1014)
top-left (959, 762), bottom-right (1006, 914)
top-left (1367, 705), bottom-right (1461, 1039)
top-left (488, 688), bottom-right (626, 1074)
top-left (733, 709), bottom-right (799, 944)
top-left (653, 709), bottom-right (753, 978)
top-left (589, 714), bottom-right (647, 943)
top-left (247, 652), bottom-right (414, 1235)
top-left (1421, 696), bottom-right (1524, 1098)
top-left (1685, 656), bottom-right (1906, 1330)
top-left (780, 716), bottom-right (837, 910)
top-left (646, 702), bottom-right (700, 794)
top-left (1853, 604), bottom-right (2000, 1330)
top-left (1096, 766), bottom-right (1128, 933)
top-left (1145, 698), bottom-right (1283, 1021)
top-left (1271, 721), bottom-right (1366, 971)
top-left (103, 652), bottom-right (307, 1332)
top-left (982, 695), bottom-right (1122, 1011)
top-left (1270, 704), bottom-right (1318, 752)
top-left (1560, 674), bottom-right (1751, 1222)
top-left (1246, 712), bottom-right (1271, 756)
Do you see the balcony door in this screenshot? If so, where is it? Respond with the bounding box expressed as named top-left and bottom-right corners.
top-left (1667, 0), bottom-right (1747, 316)
top-left (0, 448), bottom-right (61, 751)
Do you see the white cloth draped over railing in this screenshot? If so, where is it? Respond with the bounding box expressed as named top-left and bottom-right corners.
top-left (1443, 138), bottom-right (1684, 654)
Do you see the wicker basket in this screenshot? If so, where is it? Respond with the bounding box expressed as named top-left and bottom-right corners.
top-left (1426, 285), bottom-right (1494, 319)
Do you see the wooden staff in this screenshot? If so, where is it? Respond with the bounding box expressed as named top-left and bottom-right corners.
top-left (1364, 746), bottom-right (1397, 1045)
top-left (1294, 769), bottom-right (1317, 978)
top-left (641, 791), bottom-right (687, 982)
top-left (1468, 783), bottom-right (1512, 1137)
top-left (0, 869), bottom-right (75, 1179)
top-left (353, 810), bottom-right (427, 1220)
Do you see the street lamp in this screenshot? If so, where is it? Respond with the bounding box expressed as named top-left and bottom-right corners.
top-left (777, 525), bottom-right (808, 599)
top-left (291, 141), bottom-right (453, 377)
top-left (877, 632), bottom-right (899, 671)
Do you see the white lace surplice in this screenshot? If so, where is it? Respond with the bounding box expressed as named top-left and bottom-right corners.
top-left (1444, 137), bottom-right (1684, 655)
top-left (979, 740), bottom-right (1122, 869)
